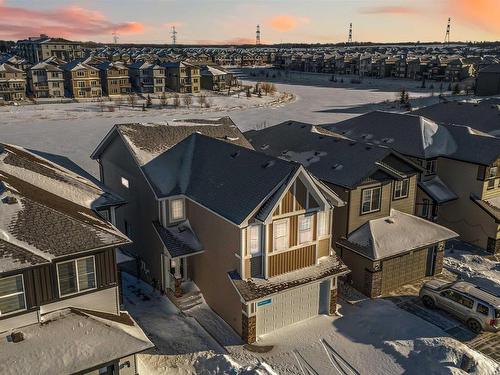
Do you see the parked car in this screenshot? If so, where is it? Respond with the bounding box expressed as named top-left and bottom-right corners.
top-left (420, 280), bottom-right (500, 333)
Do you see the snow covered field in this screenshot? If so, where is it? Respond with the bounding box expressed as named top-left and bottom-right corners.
top-left (0, 78), bottom-right (437, 177)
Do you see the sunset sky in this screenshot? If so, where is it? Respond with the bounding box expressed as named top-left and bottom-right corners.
top-left (0, 0), bottom-right (499, 44)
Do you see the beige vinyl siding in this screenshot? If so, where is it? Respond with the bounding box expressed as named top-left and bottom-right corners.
top-left (268, 245), bottom-right (316, 277)
top-left (348, 182), bottom-right (391, 233)
top-left (391, 175), bottom-right (417, 215)
top-left (317, 238), bottom-right (330, 258)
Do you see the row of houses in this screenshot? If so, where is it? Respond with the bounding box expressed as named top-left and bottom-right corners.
top-left (0, 56), bottom-right (233, 101)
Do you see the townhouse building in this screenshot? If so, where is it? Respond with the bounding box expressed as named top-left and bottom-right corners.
top-left (163, 61), bottom-right (200, 93)
top-left (28, 57), bottom-right (65, 98)
top-left (17, 35), bottom-right (83, 64)
top-left (128, 61), bottom-right (165, 94)
top-left (325, 111), bottom-right (500, 254)
top-left (91, 118), bottom-right (349, 343)
top-left (246, 122), bottom-right (457, 297)
top-left (61, 60), bottom-right (102, 99)
top-left (0, 143), bottom-right (153, 374)
top-left (0, 63), bottom-right (26, 101)
top-left (200, 65), bottom-right (228, 91)
top-left (97, 61), bottom-right (131, 96)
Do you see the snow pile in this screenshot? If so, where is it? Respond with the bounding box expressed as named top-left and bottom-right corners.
top-left (444, 248), bottom-right (500, 296)
top-left (385, 337), bottom-right (499, 375)
top-left (194, 353), bottom-right (276, 375)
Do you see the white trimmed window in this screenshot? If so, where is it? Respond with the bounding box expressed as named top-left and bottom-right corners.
top-left (248, 225), bottom-right (261, 256)
top-left (361, 187), bottom-right (381, 214)
top-left (57, 256), bottom-right (96, 297)
top-left (317, 211), bottom-right (329, 238)
top-left (393, 179), bottom-right (409, 200)
top-left (0, 275), bottom-right (26, 316)
top-left (170, 198), bottom-right (185, 221)
top-left (424, 160), bottom-right (436, 175)
top-left (298, 215), bottom-right (313, 244)
top-left (273, 219), bottom-right (289, 251)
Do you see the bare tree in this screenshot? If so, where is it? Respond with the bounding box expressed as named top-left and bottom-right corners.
top-left (114, 96), bottom-right (124, 109)
top-left (173, 93), bottom-right (180, 108)
top-left (159, 92), bottom-right (168, 107)
top-left (197, 94), bottom-right (206, 108)
top-left (183, 95), bottom-right (192, 108)
top-left (127, 94), bottom-right (137, 108)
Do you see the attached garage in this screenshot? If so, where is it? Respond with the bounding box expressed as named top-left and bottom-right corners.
top-left (380, 248), bottom-right (428, 294)
top-left (256, 282), bottom-right (320, 337)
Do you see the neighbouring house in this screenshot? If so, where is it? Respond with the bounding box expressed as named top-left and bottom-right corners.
top-left (246, 121), bottom-right (457, 297)
top-left (413, 100), bottom-right (500, 137)
top-left (0, 63), bottom-right (26, 101)
top-left (61, 60), bottom-right (102, 99)
top-left (128, 61), bottom-right (165, 94)
top-left (163, 61), bottom-right (200, 93)
top-left (0, 143), bottom-right (153, 374)
top-left (324, 111), bottom-right (500, 254)
top-left (28, 57), bottom-right (65, 98)
top-left (17, 35), bottom-right (83, 64)
top-left (476, 64), bottom-right (500, 96)
top-left (91, 117), bottom-right (349, 343)
top-left (97, 61), bottom-right (131, 96)
top-left (445, 58), bottom-right (474, 82)
top-left (200, 65), bottom-right (228, 91)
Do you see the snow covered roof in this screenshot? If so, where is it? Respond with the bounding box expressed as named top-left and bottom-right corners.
top-left (418, 176), bottom-right (458, 204)
top-left (245, 121), bottom-right (421, 189)
top-left (153, 220), bottom-right (203, 258)
top-left (201, 65), bottom-right (227, 76)
top-left (92, 117), bottom-right (252, 167)
top-left (228, 255), bottom-right (348, 302)
top-left (340, 209), bottom-right (458, 261)
top-left (471, 195), bottom-right (500, 222)
top-left (324, 111), bottom-right (500, 165)
top-left (0, 144), bottom-right (129, 272)
top-left (0, 308), bottom-right (153, 375)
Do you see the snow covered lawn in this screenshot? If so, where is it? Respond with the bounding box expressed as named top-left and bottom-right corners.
top-left (445, 241), bottom-right (500, 296)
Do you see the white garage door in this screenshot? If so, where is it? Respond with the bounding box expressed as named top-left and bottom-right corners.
top-left (256, 283), bottom-right (320, 337)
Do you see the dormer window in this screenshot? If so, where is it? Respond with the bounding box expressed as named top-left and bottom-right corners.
top-left (170, 198), bottom-right (185, 221)
top-left (424, 160), bottom-right (436, 176)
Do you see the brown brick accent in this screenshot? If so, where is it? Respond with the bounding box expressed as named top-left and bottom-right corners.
top-left (174, 278), bottom-right (182, 298)
top-left (433, 246), bottom-right (445, 275)
top-left (364, 268), bottom-right (382, 298)
top-left (329, 288), bottom-right (338, 315)
top-left (242, 314), bottom-right (256, 344)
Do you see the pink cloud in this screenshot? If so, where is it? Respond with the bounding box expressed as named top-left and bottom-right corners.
top-left (0, 3), bottom-right (144, 40)
top-left (193, 37), bottom-right (259, 45)
top-left (267, 15), bottom-right (310, 32)
top-left (359, 6), bottom-right (420, 15)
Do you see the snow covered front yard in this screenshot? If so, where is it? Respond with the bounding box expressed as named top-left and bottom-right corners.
top-left (121, 272), bottom-right (498, 375)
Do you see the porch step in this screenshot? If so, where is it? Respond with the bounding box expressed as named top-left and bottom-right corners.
top-left (179, 300), bottom-right (203, 311)
top-left (177, 291), bottom-right (203, 311)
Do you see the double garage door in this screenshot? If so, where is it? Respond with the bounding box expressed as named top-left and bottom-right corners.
top-left (381, 248), bottom-right (429, 294)
top-left (256, 283), bottom-right (320, 337)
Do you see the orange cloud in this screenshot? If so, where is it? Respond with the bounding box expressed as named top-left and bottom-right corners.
top-left (449, 0), bottom-right (500, 34)
top-left (0, 3), bottom-right (144, 40)
top-left (268, 15), bottom-right (310, 32)
top-left (193, 38), bottom-right (258, 45)
top-left (360, 6), bottom-right (419, 15)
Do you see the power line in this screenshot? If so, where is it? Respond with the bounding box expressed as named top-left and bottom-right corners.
top-left (171, 26), bottom-right (178, 45)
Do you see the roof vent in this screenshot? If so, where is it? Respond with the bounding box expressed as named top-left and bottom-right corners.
top-left (2, 196), bottom-right (17, 205)
top-left (385, 218), bottom-right (395, 224)
top-left (9, 331), bottom-right (24, 343)
top-left (349, 142), bottom-right (356, 146)
top-left (230, 151), bottom-right (240, 159)
top-left (262, 160), bottom-right (275, 169)
top-left (260, 144), bottom-right (270, 151)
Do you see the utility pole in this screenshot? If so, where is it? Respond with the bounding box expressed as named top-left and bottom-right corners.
top-left (256, 25), bottom-right (261, 45)
top-left (348, 23), bottom-right (353, 44)
top-left (444, 18), bottom-right (451, 44)
top-left (171, 26), bottom-right (178, 45)
top-left (112, 31), bottom-right (119, 45)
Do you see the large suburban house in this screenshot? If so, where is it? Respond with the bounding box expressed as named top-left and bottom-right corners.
top-left (324, 111), bottom-right (500, 254)
top-left (17, 35), bottom-right (83, 64)
top-left (28, 57), bottom-right (65, 98)
top-left (128, 61), bottom-right (165, 94)
top-left (61, 60), bottom-right (102, 99)
top-left (246, 121), bottom-right (457, 297)
top-left (0, 63), bottom-right (26, 101)
top-left (97, 61), bottom-right (131, 96)
top-left (91, 118), bottom-right (349, 343)
top-left (200, 65), bottom-right (228, 91)
top-left (0, 143), bottom-right (153, 374)
top-left (163, 61), bottom-right (200, 93)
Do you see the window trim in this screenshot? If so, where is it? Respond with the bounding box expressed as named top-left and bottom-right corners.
top-left (0, 274), bottom-right (27, 317)
top-left (273, 218), bottom-right (290, 252)
top-left (169, 198), bottom-right (185, 222)
top-left (393, 179), bottom-right (409, 200)
top-left (360, 186), bottom-right (382, 215)
top-left (247, 224), bottom-right (262, 257)
top-left (56, 256), bottom-right (97, 298)
top-left (297, 214), bottom-right (314, 245)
